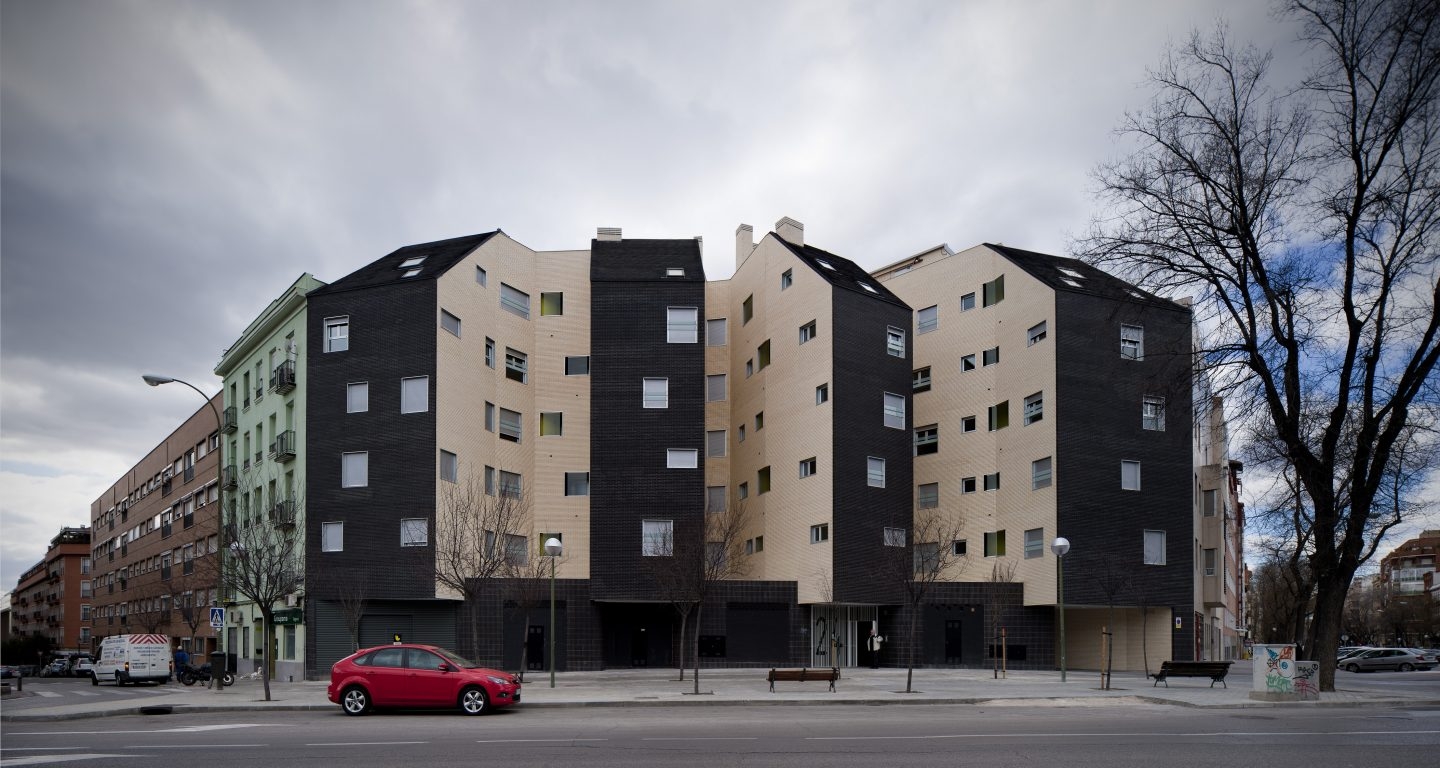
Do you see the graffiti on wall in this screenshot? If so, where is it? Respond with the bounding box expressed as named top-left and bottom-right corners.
top-left (1264, 645), bottom-right (1295, 694)
top-left (1292, 661), bottom-right (1320, 700)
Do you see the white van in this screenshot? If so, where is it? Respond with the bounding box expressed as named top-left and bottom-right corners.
top-left (92, 634), bottom-right (172, 685)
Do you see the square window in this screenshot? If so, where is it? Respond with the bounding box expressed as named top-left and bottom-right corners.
top-left (401, 376), bottom-right (429, 413)
top-left (799, 320), bottom-right (817, 344)
top-left (642, 520), bottom-right (674, 556)
top-left (810, 524), bottom-right (830, 543)
top-left (742, 295), bottom-right (754, 324)
top-left (961, 476), bottom-right (977, 493)
top-left (952, 539), bottom-right (967, 556)
top-left (988, 401), bottom-right (1009, 431)
top-left (564, 472), bottom-right (589, 496)
top-left (961, 293), bottom-right (976, 311)
top-left (505, 349), bottom-right (528, 383)
top-left (781, 269), bottom-right (793, 290)
top-left (566, 355), bottom-right (589, 375)
top-left (324, 317), bottom-right (349, 353)
top-left (961, 354), bottom-right (976, 371)
top-left (706, 374), bottom-right (727, 401)
top-left (706, 318), bottom-right (727, 346)
top-left (1144, 529), bottom-right (1166, 565)
top-left (758, 466), bottom-right (771, 493)
top-left (706, 486), bottom-right (727, 512)
top-left (887, 326), bottom-right (906, 357)
top-left (347, 382), bottom-right (369, 413)
top-left (962, 415), bottom-right (977, 433)
top-left (1032, 457), bottom-right (1053, 489)
top-left (816, 383), bottom-right (829, 404)
top-left (884, 527), bottom-right (906, 547)
top-left (499, 471), bottom-right (522, 498)
top-left (800, 457), bottom-right (817, 478)
top-left (982, 275), bottom-right (1005, 307)
top-left (917, 305), bottom-right (938, 334)
top-left (1023, 392), bottom-right (1043, 425)
top-left (485, 338), bottom-right (496, 368)
top-left (540, 412), bottom-right (563, 436)
top-left (643, 378), bottom-right (669, 409)
top-left (498, 408), bottom-right (522, 442)
top-left (1121, 325), bottom-right (1144, 360)
top-left (341, 452), bottom-right (368, 488)
top-left (884, 392), bottom-right (905, 429)
top-left (667, 307), bottom-right (699, 343)
top-left (867, 456), bottom-right (886, 488)
top-left (440, 309), bottom-right (462, 337)
top-left (1143, 396), bottom-right (1166, 431)
top-left (500, 284), bottom-right (530, 319)
top-left (440, 450), bottom-right (458, 483)
top-left (706, 430), bottom-right (727, 458)
top-left (667, 449), bottom-right (698, 469)
top-left (982, 346), bottom-right (1000, 367)
top-left (541, 292), bottom-right (564, 316)
top-left (1121, 460), bottom-right (1141, 490)
top-left (401, 518), bottom-right (428, 547)
top-left (914, 425), bottom-right (938, 456)
top-left (917, 482), bottom-right (939, 509)
top-left (983, 472), bottom-right (1000, 491)
top-left (1027, 321), bottom-right (1047, 346)
top-left (984, 530), bottom-right (1006, 557)
top-left (475, 266), bottom-right (487, 286)
top-left (1024, 528), bottom-right (1043, 559)
top-left (913, 367), bottom-right (931, 393)
top-left (321, 522), bottom-right (344, 552)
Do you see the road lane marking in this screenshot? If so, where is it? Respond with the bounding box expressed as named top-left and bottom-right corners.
top-left (7, 725), bottom-right (279, 737)
top-left (304, 742), bottom-right (428, 747)
top-left (118, 744), bottom-right (264, 749)
top-left (475, 739), bottom-right (608, 743)
top-left (642, 737), bottom-right (758, 741)
top-left (32, 691), bottom-right (62, 698)
top-left (808, 729), bottom-right (1440, 740)
top-left (0, 754), bottom-right (135, 765)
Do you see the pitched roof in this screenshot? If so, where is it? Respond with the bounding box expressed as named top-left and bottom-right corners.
top-left (985, 243), bottom-right (1189, 312)
top-left (311, 231), bottom-right (500, 296)
top-left (773, 236), bottom-right (909, 309)
top-left (591, 238), bottom-right (705, 282)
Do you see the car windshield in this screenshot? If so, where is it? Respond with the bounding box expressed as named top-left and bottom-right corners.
top-left (432, 647), bottom-right (481, 669)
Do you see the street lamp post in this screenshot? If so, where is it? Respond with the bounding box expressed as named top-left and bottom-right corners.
top-left (1050, 537), bottom-right (1071, 683)
top-left (544, 537), bottom-right (563, 689)
top-left (144, 374), bottom-right (224, 693)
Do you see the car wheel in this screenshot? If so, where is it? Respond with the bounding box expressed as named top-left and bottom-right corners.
top-left (221, 672), bottom-right (235, 687)
top-left (1399, 663), bottom-right (1414, 672)
top-left (91, 672), bottom-right (99, 686)
top-left (1346, 663), bottom-right (1360, 673)
top-left (459, 686), bottom-right (489, 716)
top-left (341, 686), bottom-right (371, 716)
top-left (115, 672), bottom-right (125, 686)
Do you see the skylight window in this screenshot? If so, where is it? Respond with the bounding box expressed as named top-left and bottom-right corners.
top-left (1128, 288), bottom-right (1147, 299)
top-left (666, 268), bottom-right (685, 277)
top-left (859, 282), bottom-right (878, 293)
top-left (1061, 278), bottom-right (1082, 288)
top-left (399, 256), bottom-right (427, 269)
top-left (1058, 267), bottom-right (1084, 280)
top-left (401, 268), bottom-right (422, 278)
top-left (816, 259), bottom-right (836, 271)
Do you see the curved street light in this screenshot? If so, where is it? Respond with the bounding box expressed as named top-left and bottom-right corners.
top-left (1050, 537), bottom-right (1071, 683)
top-left (544, 537), bottom-right (563, 689)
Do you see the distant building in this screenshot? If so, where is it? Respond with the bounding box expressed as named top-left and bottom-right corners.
top-left (1380, 530), bottom-right (1439, 597)
top-left (9, 527), bottom-right (92, 653)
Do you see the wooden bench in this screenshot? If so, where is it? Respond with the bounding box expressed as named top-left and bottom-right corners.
top-left (767, 667), bottom-right (840, 692)
top-left (1150, 660), bottom-right (1233, 688)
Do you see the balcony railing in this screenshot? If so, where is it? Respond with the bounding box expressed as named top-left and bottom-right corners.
top-left (272, 430), bottom-right (297, 461)
top-left (222, 405), bottom-right (238, 433)
top-left (183, 465), bottom-right (195, 483)
top-left (273, 360), bottom-right (296, 394)
top-left (222, 465), bottom-right (238, 490)
top-left (270, 499), bottom-right (296, 529)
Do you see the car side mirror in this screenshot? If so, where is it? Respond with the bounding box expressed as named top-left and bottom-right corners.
top-left (437, 663), bottom-right (451, 672)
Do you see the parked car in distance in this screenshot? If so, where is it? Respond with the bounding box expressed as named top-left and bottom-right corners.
top-left (0, 665), bottom-right (18, 679)
top-left (1337, 646), bottom-right (1373, 662)
top-left (328, 644), bottom-right (521, 716)
top-left (1339, 647), bottom-right (1434, 672)
top-left (71, 658), bottom-right (94, 677)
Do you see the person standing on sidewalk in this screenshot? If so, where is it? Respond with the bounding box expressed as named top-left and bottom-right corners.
top-left (173, 645), bottom-right (189, 681)
top-left (866, 629), bottom-right (885, 668)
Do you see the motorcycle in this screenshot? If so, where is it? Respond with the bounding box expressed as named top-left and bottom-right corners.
top-left (177, 663), bottom-right (235, 687)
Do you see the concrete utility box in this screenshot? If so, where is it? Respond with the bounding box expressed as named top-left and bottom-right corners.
top-left (1250, 643), bottom-right (1319, 701)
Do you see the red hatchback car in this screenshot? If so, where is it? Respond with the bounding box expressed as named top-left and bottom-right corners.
top-left (328, 644), bottom-right (521, 716)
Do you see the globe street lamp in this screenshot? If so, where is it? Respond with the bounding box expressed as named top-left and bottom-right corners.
top-left (1050, 537), bottom-right (1071, 683)
top-left (544, 537), bottom-right (563, 689)
top-left (144, 374), bottom-right (224, 692)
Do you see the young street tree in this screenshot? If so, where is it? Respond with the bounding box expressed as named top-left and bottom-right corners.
top-left (1079, 0), bottom-right (1439, 690)
top-left (317, 567), bottom-right (370, 654)
top-left (873, 510), bottom-right (966, 693)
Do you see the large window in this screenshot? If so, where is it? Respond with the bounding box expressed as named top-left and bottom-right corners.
top-left (1027, 321), bottom-right (1047, 346)
top-left (984, 530), bottom-right (1006, 557)
top-left (1121, 460), bottom-right (1141, 490)
top-left (706, 430), bottom-right (727, 458)
top-left (565, 472), bottom-right (590, 496)
top-left (1143, 396), bottom-right (1166, 431)
top-left (982, 275), bottom-right (1005, 307)
top-left (643, 378), bottom-right (669, 409)
top-left (1121, 325), bottom-right (1144, 360)
top-left (500, 284), bottom-right (530, 319)
top-left (1144, 530), bottom-right (1166, 565)
top-left (540, 412), bottom-right (563, 436)
top-left (914, 425), bottom-right (938, 456)
top-left (667, 449), bottom-right (698, 469)
top-left (341, 452), bottom-right (368, 488)
top-left (499, 408), bottom-right (522, 442)
top-left (505, 349), bottom-right (528, 383)
top-left (988, 401), bottom-right (1009, 431)
top-left (642, 520), bottom-right (673, 556)
top-left (667, 307), bottom-right (699, 343)
top-left (707, 486), bottom-right (726, 512)
top-left (565, 356), bottom-right (589, 375)
top-left (706, 318), bottom-right (727, 346)
top-left (867, 456), bottom-right (886, 488)
top-left (440, 450), bottom-right (458, 483)
top-left (982, 346), bottom-right (1000, 367)
top-left (917, 483), bottom-right (939, 509)
top-left (499, 471), bottom-right (522, 498)
top-left (917, 305), bottom-right (938, 334)
top-left (983, 472), bottom-right (1000, 491)
top-left (440, 309), bottom-right (462, 337)
top-left (324, 317), bottom-right (349, 353)
top-left (706, 374), bottom-right (727, 402)
top-left (884, 392), bottom-right (905, 429)
top-left (347, 382), bottom-right (369, 413)
top-left (1032, 457), bottom-right (1053, 489)
top-left (884, 527), bottom-right (906, 547)
top-left (913, 367), bottom-right (931, 393)
top-left (887, 326), bottom-right (906, 357)
top-left (401, 518), bottom-right (428, 547)
top-left (1024, 528), bottom-right (1043, 559)
top-left (321, 522), bottom-right (344, 552)
top-left (401, 376), bottom-right (429, 414)
top-left (540, 292), bottom-right (564, 316)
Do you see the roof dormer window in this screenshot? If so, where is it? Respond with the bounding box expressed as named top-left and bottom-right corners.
top-left (399, 256), bottom-right (427, 269)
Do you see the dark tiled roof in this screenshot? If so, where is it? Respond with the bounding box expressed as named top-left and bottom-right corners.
top-left (985, 243), bottom-right (1189, 312)
top-left (773, 236), bottom-right (909, 309)
top-left (311, 231), bottom-right (500, 296)
top-left (591, 239), bottom-right (705, 282)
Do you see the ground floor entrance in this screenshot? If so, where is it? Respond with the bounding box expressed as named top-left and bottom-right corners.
top-left (809, 605), bottom-right (879, 668)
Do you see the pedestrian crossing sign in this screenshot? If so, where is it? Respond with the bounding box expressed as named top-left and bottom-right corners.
top-left (210, 607), bottom-right (225, 628)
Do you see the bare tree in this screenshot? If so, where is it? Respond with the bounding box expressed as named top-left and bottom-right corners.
top-left (1079, 0), bottom-right (1440, 690)
top-left (985, 559), bottom-right (1017, 679)
top-left (171, 570), bottom-right (214, 649)
top-left (1089, 554), bottom-right (1134, 685)
top-left (123, 579), bottom-right (171, 634)
top-left (873, 510), bottom-right (967, 693)
top-left (318, 568), bottom-right (370, 654)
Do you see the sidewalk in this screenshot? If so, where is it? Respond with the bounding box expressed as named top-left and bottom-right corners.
top-left (5, 661), bottom-right (1438, 721)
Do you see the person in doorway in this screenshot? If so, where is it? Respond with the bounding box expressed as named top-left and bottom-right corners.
top-left (866, 629), bottom-right (885, 668)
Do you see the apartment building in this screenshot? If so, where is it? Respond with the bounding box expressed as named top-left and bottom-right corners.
top-left (1381, 531), bottom-right (1440, 597)
top-left (1194, 390), bottom-right (1247, 661)
top-left (873, 243), bottom-right (1197, 670)
top-left (88, 396), bottom-right (223, 659)
top-left (9, 527), bottom-right (93, 653)
top-left (214, 273), bottom-right (324, 681)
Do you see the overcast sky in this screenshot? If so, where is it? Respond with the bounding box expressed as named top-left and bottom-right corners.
top-left (2, 1), bottom-right (1432, 591)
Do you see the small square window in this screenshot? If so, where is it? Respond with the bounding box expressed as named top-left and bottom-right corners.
top-left (707, 429), bottom-right (727, 458)
top-left (322, 521), bottom-right (344, 552)
top-left (914, 425), bottom-right (938, 456)
top-left (541, 292), bottom-right (564, 316)
top-left (983, 472), bottom-right (1000, 491)
top-left (988, 401), bottom-right (1010, 431)
top-left (667, 307), bottom-right (699, 343)
top-left (440, 450), bottom-right (458, 483)
top-left (643, 378), bottom-right (669, 409)
top-left (706, 374), bottom-right (727, 401)
top-left (867, 456), bottom-right (886, 488)
top-left (566, 355), bottom-right (590, 375)
top-left (984, 530), bottom-right (1006, 557)
top-left (643, 520), bottom-right (674, 557)
top-left (1028, 321), bottom-right (1047, 346)
top-left (887, 326), bottom-right (906, 357)
top-left (540, 412), bottom-right (563, 436)
top-left (401, 376), bottom-right (429, 414)
top-left (962, 354), bottom-right (976, 371)
top-left (961, 293), bottom-right (976, 311)
top-left (401, 518), bottom-right (428, 547)
top-left (342, 452), bottom-right (368, 488)
top-left (1023, 392), bottom-right (1043, 425)
top-left (347, 382), bottom-right (369, 413)
top-left (667, 449), bottom-right (698, 469)
top-left (781, 269), bottom-right (793, 290)
top-left (1143, 396), bottom-right (1166, 431)
top-left (440, 309), bottom-right (462, 338)
top-left (498, 408), bottom-right (522, 442)
top-left (816, 383), bottom-right (829, 404)
top-left (917, 305), bottom-right (938, 334)
top-left (917, 482), bottom-right (939, 509)
top-left (913, 367), bottom-right (931, 393)
top-left (1122, 460), bottom-right (1141, 490)
top-left (799, 320), bottom-right (817, 344)
top-left (706, 318), bottom-right (727, 346)
top-left (799, 457), bottom-right (817, 478)
top-left (884, 527), bottom-right (906, 547)
top-left (324, 317), bottom-right (349, 353)
top-left (982, 346), bottom-right (1000, 367)
top-left (810, 524), bottom-right (830, 543)
top-left (961, 415), bottom-right (976, 433)
top-left (564, 472), bottom-right (589, 496)
top-left (952, 539), bottom-right (967, 556)
top-left (499, 471), bottom-right (522, 498)
top-left (961, 476), bottom-right (977, 493)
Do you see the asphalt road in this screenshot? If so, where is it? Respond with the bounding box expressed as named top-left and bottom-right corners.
top-left (4, 702), bottom-right (1439, 767)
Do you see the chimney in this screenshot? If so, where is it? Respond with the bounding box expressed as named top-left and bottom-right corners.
top-left (735, 223), bottom-right (754, 269)
top-left (776, 217), bottom-right (803, 247)
top-left (596, 227), bottom-right (622, 241)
